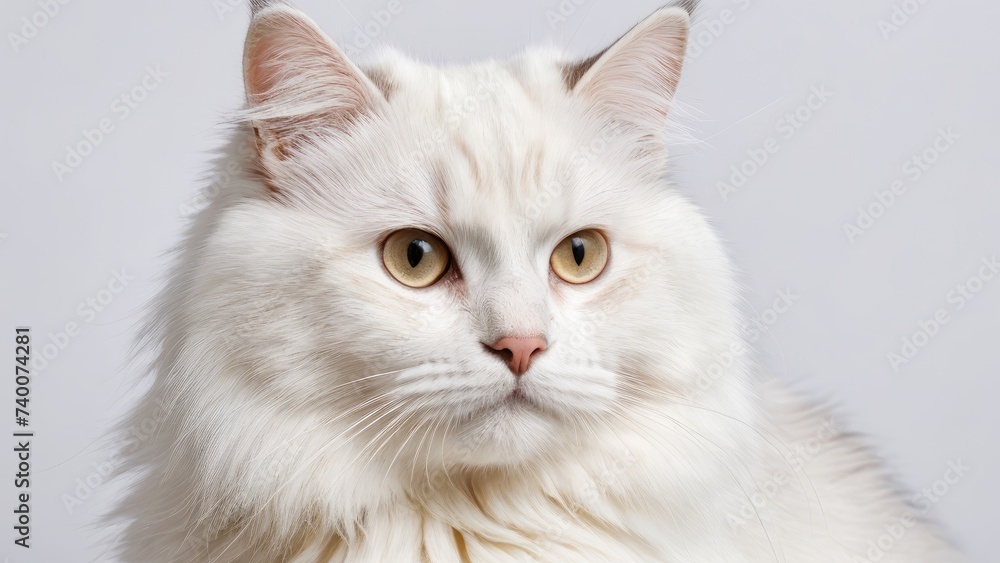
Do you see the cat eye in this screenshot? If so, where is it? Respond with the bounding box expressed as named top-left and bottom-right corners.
top-left (383, 229), bottom-right (451, 288)
top-left (550, 229), bottom-right (608, 284)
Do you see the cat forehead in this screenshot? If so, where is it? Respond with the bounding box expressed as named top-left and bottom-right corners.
top-left (370, 49), bottom-right (591, 151)
top-left (362, 51), bottom-right (616, 225)
top-left (368, 48), bottom-right (572, 110)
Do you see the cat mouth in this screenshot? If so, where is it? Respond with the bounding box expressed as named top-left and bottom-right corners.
top-left (501, 388), bottom-right (538, 409)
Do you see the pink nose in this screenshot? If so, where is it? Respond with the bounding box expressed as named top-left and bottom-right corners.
top-left (488, 336), bottom-right (547, 376)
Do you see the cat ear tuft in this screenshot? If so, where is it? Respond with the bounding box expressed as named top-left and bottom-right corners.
top-left (249, 0), bottom-right (280, 15)
top-left (242, 4), bottom-right (384, 157)
top-left (565, 3), bottom-right (691, 128)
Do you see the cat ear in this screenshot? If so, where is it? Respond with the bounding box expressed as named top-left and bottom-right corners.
top-left (242, 2), bottom-right (385, 158)
top-left (564, 2), bottom-right (692, 128)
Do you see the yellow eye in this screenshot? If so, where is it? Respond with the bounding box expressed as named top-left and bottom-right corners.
top-left (550, 229), bottom-right (608, 284)
top-left (383, 229), bottom-right (451, 288)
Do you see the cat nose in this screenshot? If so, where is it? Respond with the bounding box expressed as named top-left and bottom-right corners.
top-left (487, 336), bottom-right (547, 376)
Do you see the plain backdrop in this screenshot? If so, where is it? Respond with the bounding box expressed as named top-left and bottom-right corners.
top-left (2, 0), bottom-right (998, 561)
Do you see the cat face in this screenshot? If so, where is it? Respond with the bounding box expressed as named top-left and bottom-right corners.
top-left (195, 3), bottom-right (737, 468)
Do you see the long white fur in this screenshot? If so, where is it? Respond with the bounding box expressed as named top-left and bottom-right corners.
top-left (112, 2), bottom-right (959, 561)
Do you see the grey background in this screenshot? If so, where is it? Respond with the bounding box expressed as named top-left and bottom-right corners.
top-left (2, 0), bottom-right (997, 561)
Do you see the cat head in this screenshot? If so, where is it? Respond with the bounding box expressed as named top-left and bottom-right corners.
top-left (182, 0), bottom-right (742, 471)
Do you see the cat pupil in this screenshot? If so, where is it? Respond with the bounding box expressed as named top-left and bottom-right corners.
top-left (407, 240), bottom-right (429, 268)
top-left (571, 237), bottom-right (585, 266)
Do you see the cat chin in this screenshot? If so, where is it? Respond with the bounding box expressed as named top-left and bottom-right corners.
top-left (446, 400), bottom-right (557, 466)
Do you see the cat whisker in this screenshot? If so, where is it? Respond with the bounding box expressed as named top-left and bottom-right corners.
top-left (354, 400), bottom-right (429, 481)
top-left (409, 412), bottom-right (438, 485)
top-left (380, 405), bottom-right (435, 493)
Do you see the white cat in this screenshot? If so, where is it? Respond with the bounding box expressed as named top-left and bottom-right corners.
top-left (112, 1), bottom-right (960, 561)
